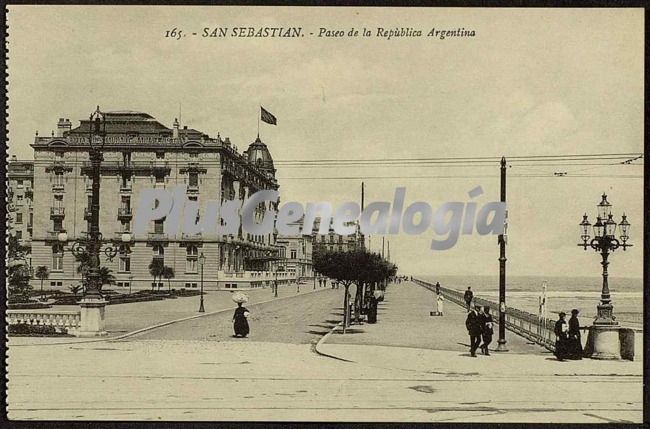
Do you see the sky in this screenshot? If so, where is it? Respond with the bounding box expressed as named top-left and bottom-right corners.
top-left (7, 6), bottom-right (644, 278)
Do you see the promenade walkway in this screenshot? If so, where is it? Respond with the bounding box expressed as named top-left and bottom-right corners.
top-left (319, 281), bottom-right (642, 379)
top-left (327, 280), bottom-right (542, 354)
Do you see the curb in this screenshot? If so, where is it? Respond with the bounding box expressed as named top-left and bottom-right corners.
top-left (9, 287), bottom-right (332, 347)
top-left (314, 321), bottom-right (354, 362)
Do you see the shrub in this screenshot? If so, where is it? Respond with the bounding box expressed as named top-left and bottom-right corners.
top-left (7, 323), bottom-right (69, 336)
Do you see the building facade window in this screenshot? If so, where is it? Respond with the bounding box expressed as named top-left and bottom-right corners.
top-left (15, 213), bottom-right (23, 224)
top-left (53, 171), bottom-right (64, 186)
top-left (189, 173), bottom-right (198, 187)
top-left (186, 245), bottom-right (198, 273)
top-left (290, 250), bottom-right (297, 259)
top-left (153, 245), bottom-right (165, 264)
top-left (154, 219), bottom-right (164, 234)
top-left (52, 245), bottom-right (64, 271)
top-left (119, 249), bottom-right (131, 272)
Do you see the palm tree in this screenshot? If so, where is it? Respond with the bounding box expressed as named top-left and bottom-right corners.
top-left (35, 266), bottom-right (50, 297)
top-left (98, 266), bottom-right (116, 291)
top-left (149, 259), bottom-right (164, 292)
top-left (162, 266), bottom-right (175, 292)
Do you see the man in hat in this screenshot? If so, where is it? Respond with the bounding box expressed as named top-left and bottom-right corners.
top-left (568, 309), bottom-right (583, 360)
top-left (554, 312), bottom-right (569, 361)
top-left (465, 303), bottom-right (482, 357)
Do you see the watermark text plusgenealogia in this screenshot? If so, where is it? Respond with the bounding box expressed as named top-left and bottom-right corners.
top-left (133, 185), bottom-right (506, 250)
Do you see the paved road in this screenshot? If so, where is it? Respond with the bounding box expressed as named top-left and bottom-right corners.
top-left (130, 287), bottom-right (344, 344)
top-left (8, 340), bottom-right (641, 422)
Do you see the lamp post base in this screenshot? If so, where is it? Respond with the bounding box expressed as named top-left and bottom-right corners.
top-left (585, 325), bottom-right (622, 360)
top-left (78, 297), bottom-right (108, 337)
top-left (494, 340), bottom-right (509, 352)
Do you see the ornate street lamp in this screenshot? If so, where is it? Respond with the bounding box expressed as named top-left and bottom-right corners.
top-left (578, 193), bottom-right (632, 326)
top-left (59, 107), bottom-right (131, 300)
top-left (198, 252), bottom-right (205, 313)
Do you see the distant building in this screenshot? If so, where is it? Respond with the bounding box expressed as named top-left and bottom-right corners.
top-left (29, 111), bottom-right (282, 291)
top-left (276, 220), bottom-right (313, 280)
top-left (7, 156), bottom-right (34, 264)
top-left (312, 219), bottom-right (364, 254)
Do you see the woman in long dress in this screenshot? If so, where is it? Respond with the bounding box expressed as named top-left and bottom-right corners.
top-left (233, 302), bottom-right (250, 338)
top-left (568, 309), bottom-right (583, 360)
top-left (554, 312), bottom-right (569, 361)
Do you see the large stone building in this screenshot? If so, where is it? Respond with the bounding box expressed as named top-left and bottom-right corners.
top-left (7, 156), bottom-right (35, 264)
top-left (29, 111), bottom-right (285, 291)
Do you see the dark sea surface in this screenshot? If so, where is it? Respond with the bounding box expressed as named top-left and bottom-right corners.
top-left (417, 275), bottom-right (644, 327)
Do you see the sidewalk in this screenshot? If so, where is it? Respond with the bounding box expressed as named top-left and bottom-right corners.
top-left (9, 282), bottom-right (329, 346)
top-left (327, 281), bottom-right (542, 354)
top-left (319, 281), bottom-right (643, 374)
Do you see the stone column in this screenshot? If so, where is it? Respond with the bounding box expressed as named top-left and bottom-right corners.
top-left (78, 297), bottom-right (108, 337)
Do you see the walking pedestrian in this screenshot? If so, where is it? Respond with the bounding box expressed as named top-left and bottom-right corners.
top-left (465, 303), bottom-right (482, 357)
top-left (554, 312), bottom-right (569, 361)
top-left (231, 293), bottom-right (250, 338)
top-left (435, 282), bottom-right (441, 295)
top-left (568, 309), bottom-right (583, 360)
top-left (480, 306), bottom-right (494, 355)
top-left (464, 287), bottom-right (474, 312)
top-left (436, 294), bottom-right (444, 316)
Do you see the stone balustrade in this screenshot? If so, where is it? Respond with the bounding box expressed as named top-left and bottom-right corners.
top-left (7, 309), bottom-right (81, 336)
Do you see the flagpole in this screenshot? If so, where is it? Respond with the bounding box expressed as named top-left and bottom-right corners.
top-left (258, 104), bottom-right (260, 139)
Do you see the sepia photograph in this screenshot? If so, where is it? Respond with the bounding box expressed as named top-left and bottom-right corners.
top-left (4, 5), bottom-right (645, 424)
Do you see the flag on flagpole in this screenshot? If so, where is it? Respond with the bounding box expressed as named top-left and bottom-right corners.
top-left (260, 106), bottom-right (277, 125)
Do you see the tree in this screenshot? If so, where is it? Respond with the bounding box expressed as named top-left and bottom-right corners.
top-left (313, 250), bottom-right (361, 332)
top-left (98, 266), bottom-right (116, 290)
top-left (35, 266), bottom-right (50, 297)
top-left (149, 259), bottom-right (164, 291)
top-left (162, 266), bottom-right (175, 292)
top-left (7, 234), bottom-right (32, 303)
top-left (314, 248), bottom-right (398, 330)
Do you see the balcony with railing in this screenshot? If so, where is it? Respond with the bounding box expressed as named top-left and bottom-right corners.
top-left (45, 231), bottom-right (66, 242)
top-left (147, 232), bottom-right (169, 242)
top-left (117, 207), bottom-right (133, 219)
top-left (50, 207), bottom-right (65, 219)
top-left (180, 232), bottom-right (202, 241)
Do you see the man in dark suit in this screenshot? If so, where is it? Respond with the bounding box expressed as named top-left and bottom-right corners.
top-left (465, 304), bottom-right (482, 357)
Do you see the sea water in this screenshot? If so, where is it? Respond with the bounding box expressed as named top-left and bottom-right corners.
top-left (418, 275), bottom-right (644, 328)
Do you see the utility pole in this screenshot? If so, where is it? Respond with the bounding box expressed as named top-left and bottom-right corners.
top-left (496, 156), bottom-right (508, 352)
top-left (382, 237), bottom-right (385, 259)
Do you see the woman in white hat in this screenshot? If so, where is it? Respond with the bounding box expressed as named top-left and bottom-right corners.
top-left (231, 293), bottom-right (250, 338)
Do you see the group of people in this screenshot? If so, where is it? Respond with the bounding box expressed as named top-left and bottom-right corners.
top-left (554, 309), bottom-right (583, 360)
top-left (317, 277), bottom-right (340, 289)
top-left (465, 303), bottom-right (494, 356)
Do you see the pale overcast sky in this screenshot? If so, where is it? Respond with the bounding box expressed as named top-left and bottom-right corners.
top-left (7, 7), bottom-right (644, 277)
